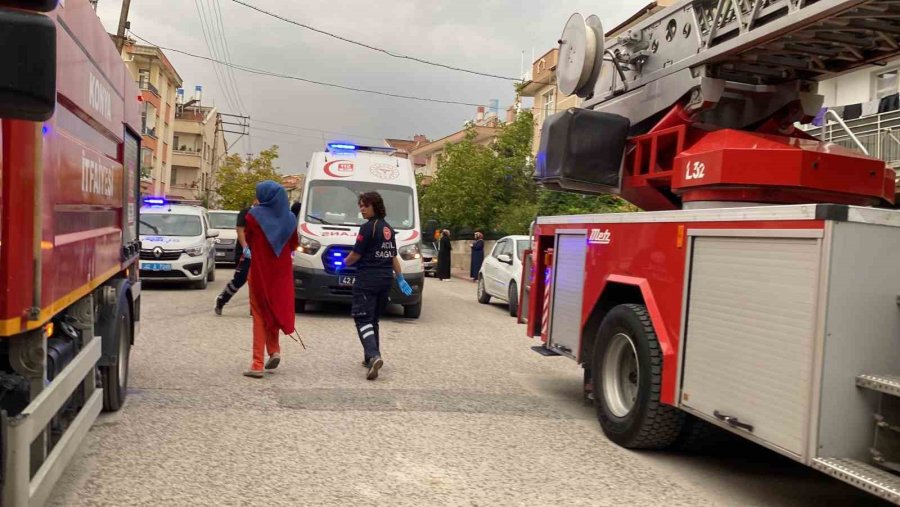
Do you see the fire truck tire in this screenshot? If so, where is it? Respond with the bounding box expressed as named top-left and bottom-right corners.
top-left (101, 304), bottom-right (131, 412)
top-left (507, 282), bottom-right (518, 317)
top-left (592, 304), bottom-right (683, 449)
top-left (477, 276), bottom-right (491, 304)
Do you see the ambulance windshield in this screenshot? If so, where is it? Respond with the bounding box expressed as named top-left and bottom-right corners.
top-left (306, 181), bottom-right (415, 230)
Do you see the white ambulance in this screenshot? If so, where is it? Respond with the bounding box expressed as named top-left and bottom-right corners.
top-left (293, 143), bottom-right (425, 318)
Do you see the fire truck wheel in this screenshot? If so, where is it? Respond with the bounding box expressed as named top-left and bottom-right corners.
top-left (477, 276), bottom-right (491, 304)
top-left (101, 304), bottom-right (131, 412)
top-left (507, 282), bottom-right (518, 317)
top-left (592, 304), bottom-right (683, 449)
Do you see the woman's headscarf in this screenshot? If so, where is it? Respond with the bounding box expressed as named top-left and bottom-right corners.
top-left (248, 180), bottom-right (297, 255)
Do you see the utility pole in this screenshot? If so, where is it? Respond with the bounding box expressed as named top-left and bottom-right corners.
top-left (115, 0), bottom-right (131, 52)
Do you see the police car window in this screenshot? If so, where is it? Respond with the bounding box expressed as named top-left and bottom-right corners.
top-left (139, 214), bottom-right (202, 237)
top-left (306, 180), bottom-right (415, 230)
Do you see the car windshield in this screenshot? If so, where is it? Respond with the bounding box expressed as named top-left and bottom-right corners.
top-left (305, 180), bottom-right (415, 230)
top-left (208, 212), bottom-right (238, 229)
top-left (516, 239), bottom-right (530, 259)
top-left (140, 214), bottom-right (202, 237)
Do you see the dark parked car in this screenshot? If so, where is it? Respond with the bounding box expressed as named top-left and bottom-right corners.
top-left (421, 242), bottom-right (438, 277)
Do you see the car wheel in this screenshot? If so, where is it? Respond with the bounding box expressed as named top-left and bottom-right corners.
top-left (403, 300), bottom-right (422, 319)
top-left (295, 299), bottom-right (307, 313)
top-left (477, 276), bottom-right (491, 304)
top-left (194, 274), bottom-right (208, 290)
top-left (592, 304), bottom-right (684, 449)
top-left (207, 262), bottom-right (216, 281)
top-left (508, 282), bottom-right (518, 317)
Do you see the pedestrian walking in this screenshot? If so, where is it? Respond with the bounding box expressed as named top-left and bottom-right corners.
top-left (242, 181), bottom-right (300, 378)
top-left (345, 192), bottom-right (413, 380)
top-left (214, 202), bottom-right (256, 315)
top-left (470, 232), bottom-right (484, 280)
top-left (437, 229), bottom-right (452, 281)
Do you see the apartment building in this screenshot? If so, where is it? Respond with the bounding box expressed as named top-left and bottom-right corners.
top-left (121, 40), bottom-right (182, 197)
top-left (170, 87), bottom-right (227, 203)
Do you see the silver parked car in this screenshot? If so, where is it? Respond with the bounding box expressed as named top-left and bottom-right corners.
top-left (477, 235), bottom-right (530, 317)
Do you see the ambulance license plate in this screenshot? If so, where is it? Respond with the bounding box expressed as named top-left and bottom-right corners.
top-left (338, 275), bottom-right (356, 286)
top-left (143, 262), bottom-right (172, 271)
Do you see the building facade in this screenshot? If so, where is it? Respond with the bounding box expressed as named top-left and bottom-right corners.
top-left (385, 135), bottom-right (430, 175)
top-left (121, 40), bottom-right (182, 197)
top-left (171, 89), bottom-right (227, 204)
top-left (518, 48), bottom-right (581, 157)
top-left (282, 174), bottom-right (306, 203)
top-left (409, 124), bottom-right (503, 185)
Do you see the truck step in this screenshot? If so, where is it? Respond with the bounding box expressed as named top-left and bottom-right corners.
top-left (812, 458), bottom-right (900, 504)
top-left (530, 345), bottom-right (561, 357)
top-left (858, 374), bottom-right (900, 397)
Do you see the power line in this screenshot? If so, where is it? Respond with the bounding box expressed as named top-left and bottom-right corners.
top-left (130, 32), bottom-right (500, 108)
top-left (209, 0), bottom-right (248, 114)
top-left (193, 0), bottom-right (240, 113)
top-left (252, 118), bottom-right (385, 142)
top-left (229, 0), bottom-right (522, 82)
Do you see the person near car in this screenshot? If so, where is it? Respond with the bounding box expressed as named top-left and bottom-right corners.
top-left (242, 181), bottom-right (299, 378)
top-left (214, 201), bottom-right (256, 315)
top-left (469, 231), bottom-right (484, 280)
top-left (345, 192), bottom-right (413, 381)
top-left (437, 229), bottom-right (452, 281)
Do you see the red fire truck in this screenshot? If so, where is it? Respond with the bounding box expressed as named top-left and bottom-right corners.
top-left (0, 0), bottom-right (141, 504)
top-left (525, 1), bottom-right (900, 503)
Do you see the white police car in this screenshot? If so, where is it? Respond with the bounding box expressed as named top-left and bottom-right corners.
top-left (139, 198), bottom-right (219, 289)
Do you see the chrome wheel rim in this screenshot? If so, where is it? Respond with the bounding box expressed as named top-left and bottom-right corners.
top-left (602, 332), bottom-right (639, 417)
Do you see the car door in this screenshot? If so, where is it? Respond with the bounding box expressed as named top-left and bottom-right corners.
top-left (495, 240), bottom-right (516, 298)
top-left (483, 239), bottom-right (506, 297)
top-left (202, 212), bottom-right (215, 267)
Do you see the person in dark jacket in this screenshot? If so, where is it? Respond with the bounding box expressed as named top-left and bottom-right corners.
top-left (215, 202), bottom-right (255, 315)
top-left (469, 232), bottom-right (484, 280)
top-left (345, 192), bottom-right (412, 380)
top-left (437, 229), bottom-right (452, 281)
top-left (242, 181), bottom-right (299, 378)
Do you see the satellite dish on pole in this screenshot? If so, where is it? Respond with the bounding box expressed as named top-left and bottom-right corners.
top-left (557, 13), bottom-right (605, 98)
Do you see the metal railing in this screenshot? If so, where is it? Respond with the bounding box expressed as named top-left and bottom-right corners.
top-left (138, 78), bottom-right (159, 96)
top-left (805, 109), bottom-right (900, 169)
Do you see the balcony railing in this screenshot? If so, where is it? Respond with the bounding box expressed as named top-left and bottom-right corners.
top-left (139, 79), bottom-right (159, 96)
top-left (805, 109), bottom-right (900, 170)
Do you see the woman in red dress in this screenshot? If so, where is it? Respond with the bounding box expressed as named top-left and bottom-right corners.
top-left (242, 180), bottom-right (299, 378)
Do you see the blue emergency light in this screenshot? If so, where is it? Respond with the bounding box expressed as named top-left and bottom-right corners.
top-left (328, 143), bottom-right (357, 151)
top-left (143, 197), bottom-right (168, 206)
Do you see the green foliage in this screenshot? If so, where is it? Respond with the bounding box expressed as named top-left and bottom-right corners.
top-left (215, 146), bottom-right (281, 210)
top-left (419, 110), bottom-right (636, 236)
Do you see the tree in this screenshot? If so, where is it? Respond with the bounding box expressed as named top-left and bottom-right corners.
top-left (419, 109), bottom-right (636, 236)
top-left (215, 146), bottom-right (282, 210)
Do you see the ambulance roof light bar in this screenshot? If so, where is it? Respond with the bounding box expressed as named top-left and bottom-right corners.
top-left (327, 142), bottom-right (396, 154)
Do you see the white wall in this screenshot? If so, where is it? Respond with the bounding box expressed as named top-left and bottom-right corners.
top-left (817, 57), bottom-right (900, 107)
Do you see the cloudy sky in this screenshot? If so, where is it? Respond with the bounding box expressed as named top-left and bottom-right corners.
top-left (95, 0), bottom-right (649, 173)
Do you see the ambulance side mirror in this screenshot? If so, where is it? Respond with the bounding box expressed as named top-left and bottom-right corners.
top-left (0, 6), bottom-right (56, 121)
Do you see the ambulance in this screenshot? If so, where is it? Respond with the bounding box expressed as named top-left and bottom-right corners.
top-left (293, 143), bottom-right (425, 318)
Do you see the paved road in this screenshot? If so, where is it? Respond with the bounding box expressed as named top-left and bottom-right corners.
top-left (49, 270), bottom-right (888, 506)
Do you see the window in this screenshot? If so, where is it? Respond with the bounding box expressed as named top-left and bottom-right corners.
top-left (492, 240), bottom-right (510, 259)
top-left (138, 69), bottom-right (150, 90)
top-left (516, 239), bottom-right (530, 260)
top-left (139, 214), bottom-right (202, 237)
top-left (173, 136), bottom-right (180, 151)
top-left (542, 89), bottom-right (555, 120)
top-left (306, 180), bottom-right (415, 230)
top-left (875, 69), bottom-right (899, 100)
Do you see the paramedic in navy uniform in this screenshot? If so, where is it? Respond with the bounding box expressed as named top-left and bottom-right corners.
top-left (345, 192), bottom-right (413, 380)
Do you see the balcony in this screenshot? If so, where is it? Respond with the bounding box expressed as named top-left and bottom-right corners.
top-left (172, 149), bottom-right (202, 169)
top-left (138, 78), bottom-right (159, 97)
top-left (141, 125), bottom-right (157, 139)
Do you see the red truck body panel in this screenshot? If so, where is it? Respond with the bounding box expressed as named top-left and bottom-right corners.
top-left (530, 217), bottom-right (826, 405)
top-left (0, 0), bottom-right (141, 336)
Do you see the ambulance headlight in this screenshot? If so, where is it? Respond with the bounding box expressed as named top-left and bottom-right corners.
top-left (185, 245), bottom-right (204, 257)
top-left (399, 243), bottom-right (421, 261)
top-left (298, 235), bottom-right (321, 255)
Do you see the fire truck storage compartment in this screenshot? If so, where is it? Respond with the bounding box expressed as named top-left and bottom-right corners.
top-left (680, 230), bottom-right (823, 458)
top-left (549, 232), bottom-right (587, 357)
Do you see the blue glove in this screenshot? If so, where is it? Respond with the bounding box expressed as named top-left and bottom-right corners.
top-left (396, 274), bottom-right (413, 296)
top-left (243, 247), bottom-right (251, 259)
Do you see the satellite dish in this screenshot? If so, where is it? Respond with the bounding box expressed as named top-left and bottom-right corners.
top-left (557, 13), bottom-right (605, 98)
